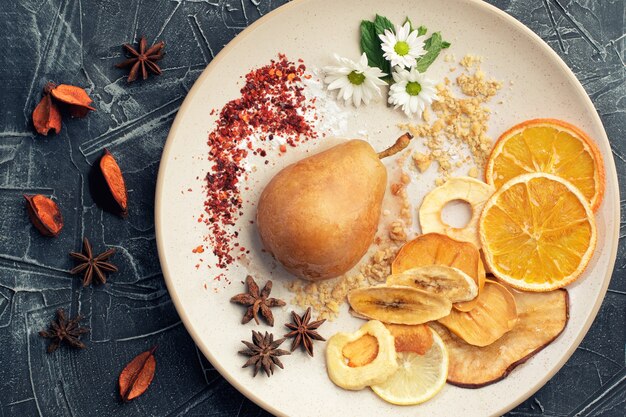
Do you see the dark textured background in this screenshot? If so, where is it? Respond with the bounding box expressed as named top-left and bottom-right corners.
top-left (0, 0), bottom-right (624, 416)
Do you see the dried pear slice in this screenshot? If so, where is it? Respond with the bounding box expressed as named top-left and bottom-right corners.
top-left (326, 320), bottom-right (398, 390)
top-left (348, 285), bottom-right (452, 325)
top-left (387, 265), bottom-right (478, 303)
top-left (437, 280), bottom-right (517, 347)
top-left (431, 288), bottom-right (569, 388)
top-left (391, 233), bottom-right (484, 311)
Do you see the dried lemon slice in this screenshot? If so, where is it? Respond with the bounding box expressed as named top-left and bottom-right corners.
top-left (371, 327), bottom-right (448, 405)
top-left (419, 177), bottom-right (494, 248)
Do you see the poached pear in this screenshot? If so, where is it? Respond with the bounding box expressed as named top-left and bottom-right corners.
top-left (257, 135), bottom-right (412, 281)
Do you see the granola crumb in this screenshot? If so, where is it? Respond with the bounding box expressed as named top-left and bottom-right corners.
top-left (468, 166), bottom-right (479, 178)
top-left (285, 241), bottom-right (401, 320)
top-left (400, 54), bottom-right (502, 184)
top-left (412, 152), bottom-right (433, 173)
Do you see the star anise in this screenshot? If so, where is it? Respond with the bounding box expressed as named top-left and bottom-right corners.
top-left (284, 307), bottom-right (326, 356)
top-left (230, 275), bottom-right (286, 326)
top-left (239, 331), bottom-right (290, 377)
top-left (115, 36), bottom-right (165, 83)
top-left (39, 308), bottom-right (90, 353)
top-left (69, 237), bottom-right (118, 286)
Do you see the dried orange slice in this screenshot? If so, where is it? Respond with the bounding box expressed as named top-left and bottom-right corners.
top-left (486, 118), bottom-right (605, 211)
top-left (479, 173), bottom-right (597, 291)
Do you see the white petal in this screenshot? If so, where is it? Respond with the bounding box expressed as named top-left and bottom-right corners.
top-left (342, 84), bottom-right (353, 101)
top-left (327, 76), bottom-right (349, 90)
top-left (352, 86), bottom-right (363, 107)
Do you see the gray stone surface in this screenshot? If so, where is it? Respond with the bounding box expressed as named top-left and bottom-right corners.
top-left (0, 0), bottom-right (623, 416)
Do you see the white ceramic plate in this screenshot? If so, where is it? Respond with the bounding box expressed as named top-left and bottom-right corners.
top-left (155, 1), bottom-right (620, 416)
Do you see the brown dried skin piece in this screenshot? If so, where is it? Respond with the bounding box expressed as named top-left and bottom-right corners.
top-left (348, 285), bottom-right (452, 325)
top-left (32, 94), bottom-right (62, 135)
top-left (89, 149), bottom-right (129, 217)
top-left (48, 83), bottom-right (96, 117)
top-left (437, 280), bottom-right (518, 347)
top-left (119, 346), bottom-right (157, 401)
top-left (24, 194), bottom-right (63, 237)
top-left (431, 288), bottom-right (569, 388)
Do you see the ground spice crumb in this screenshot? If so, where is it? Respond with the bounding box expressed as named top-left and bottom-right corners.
top-left (202, 54), bottom-right (317, 271)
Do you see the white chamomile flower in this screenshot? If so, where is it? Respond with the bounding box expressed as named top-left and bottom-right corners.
top-left (379, 22), bottom-right (427, 68)
top-left (389, 67), bottom-right (438, 118)
top-left (323, 53), bottom-right (387, 107)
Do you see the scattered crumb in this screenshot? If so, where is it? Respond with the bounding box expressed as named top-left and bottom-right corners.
top-left (399, 54), bottom-right (502, 183)
top-left (459, 54), bottom-right (482, 70)
top-left (468, 166), bottom-right (479, 178)
top-left (285, 243), bottom-right (400, 320)
top-left (413, 152), bottom-right (433, 173)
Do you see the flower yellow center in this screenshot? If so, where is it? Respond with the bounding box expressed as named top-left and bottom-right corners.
top-left (394, 41), bottom-right (410, 56)
top-left (406, 81), bottom-right (422, 96)
top-left (348, 71), bottom-right (366, 86)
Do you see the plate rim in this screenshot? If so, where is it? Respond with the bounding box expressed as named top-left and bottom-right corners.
top-left (154, 0), bottom-right (621, 415)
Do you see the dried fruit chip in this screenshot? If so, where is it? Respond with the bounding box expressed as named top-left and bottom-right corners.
top-left (348, 285), bottom-right (452, 325)
top-left (419, 177), bottom-right (494, 248)
top-left (392, 233), bottom-right (485, 312)
top-left (386, 265), bottom-right (478, 303)
top-left (480, 173), bottom-right (597, 291)
top-left (486, 118), bottom-right (605, 211)
top-left (437, 280), bottom-right (517, 346)
top-left (326, 320), bottom-right (397, 390)
top-left (385, 323), bottom-right (434, 355)
top-left (432, 288), bottom-right (569, 387)
top-left (119, 346), bottom-right (157, 401)
top-left (24, 194), bottom-right (63, 237)
top-left (89, 149), bottom-right (129, 217)
top-left (32, 94), bottom-right (62, 135)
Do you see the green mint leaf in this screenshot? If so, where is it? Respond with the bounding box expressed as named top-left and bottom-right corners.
top-left (360, 20), bottom-right (390, 76)
top-left (415, 31), bottom-right (451, 73)
top-left (374, 14), bottom-right (395, 35)
top-left (403, 17), bottom-right (414, 31)
top-left (417, 25), bottom-right (428, 36)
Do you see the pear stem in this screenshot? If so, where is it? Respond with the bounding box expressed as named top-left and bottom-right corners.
top-left (377, 133), bottom-right (414, 159)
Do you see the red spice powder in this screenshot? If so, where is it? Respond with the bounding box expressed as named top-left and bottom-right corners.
top-left (203, 54), bottom-right (317, 269)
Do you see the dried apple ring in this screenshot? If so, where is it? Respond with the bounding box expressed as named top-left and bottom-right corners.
top-left (326, 320), bottom-right (398, 390)
top-left (419, 177), bottom-right (494, 248)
